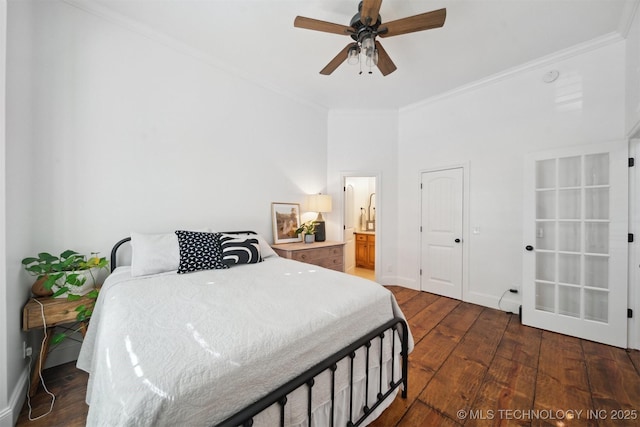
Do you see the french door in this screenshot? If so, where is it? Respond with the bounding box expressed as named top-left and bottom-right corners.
top-left (522, 141), bottom-right (628, 347)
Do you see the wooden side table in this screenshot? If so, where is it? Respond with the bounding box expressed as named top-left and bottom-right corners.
top-left (23, 295), bottom-right (94, 396)
top-left (271, 241), bottom-right (345, 272)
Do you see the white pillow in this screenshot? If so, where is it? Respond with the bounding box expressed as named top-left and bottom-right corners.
top-left (233, 233), bottom-right (278, 259)
top-left (256, 234), bottom-right (278, 259)
top-left (130, 232), bottom-right (180, 277)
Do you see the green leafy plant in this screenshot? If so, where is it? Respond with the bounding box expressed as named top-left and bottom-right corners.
top-left (22, 250), bottom-right (108, 344)
top-left (295, 221), bottom-right (316, 236)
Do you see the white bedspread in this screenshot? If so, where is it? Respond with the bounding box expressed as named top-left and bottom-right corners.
top-left (77, 257), bottom-right (412, 426)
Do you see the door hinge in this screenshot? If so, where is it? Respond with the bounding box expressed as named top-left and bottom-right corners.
top-left (420, 183), bottom-right (423, 189)
top-left (420, 226), bottom-right (423, 232)
top-left (628, 308), bottom-right (633, 319)
top-left (630, 233), bottom-right (635, 243)
top-left (630, 158), bottom-right (635, 167)
top-left (419, 269), bottom-right (422, 276)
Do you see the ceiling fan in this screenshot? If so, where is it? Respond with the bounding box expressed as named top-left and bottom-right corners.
top-left (294, 0), bottom-right (446, 76)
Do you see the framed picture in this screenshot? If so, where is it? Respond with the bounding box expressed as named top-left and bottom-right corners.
top-left (271, 202), bottom-right (302, 244)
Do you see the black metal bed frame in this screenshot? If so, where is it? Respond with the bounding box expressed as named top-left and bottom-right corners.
top-left (109, 231), bottom-right (410, 427)
top-left (218, 318), bottom-right (409, 427)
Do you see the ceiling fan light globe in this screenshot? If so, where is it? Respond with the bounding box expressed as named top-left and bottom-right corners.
top-left (361, 34), bottom-right (375, 51)
top-left (347, 46), bottom-right (360, 65)
top-left (366, 49), bottom-right (379, 67)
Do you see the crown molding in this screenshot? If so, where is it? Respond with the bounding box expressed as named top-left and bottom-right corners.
top-left (61, 0), bottom-right (328, 114)
top-left (619, 0), bottom-right (640, 37)
top-left (401, 31), bottom-right (624, 113)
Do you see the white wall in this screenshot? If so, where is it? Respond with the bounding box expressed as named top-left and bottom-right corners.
top-left (627, 2), bottom-right (640, 135)
top-left (28, 0), bottom-right (327, 254)
top-left (327, 110), bottom-right (397, 284)
top-left (2, 0), bottom-right (38, 424)
top-left (3, 0), bottom-right (328, 419)
top-left (397, 41), bottom-right (626, 312)
top-left (0, 2), bottom-right (8, 424)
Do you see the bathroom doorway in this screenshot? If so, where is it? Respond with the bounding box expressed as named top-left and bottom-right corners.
top-left (344, 176), bottom-right (377, 281)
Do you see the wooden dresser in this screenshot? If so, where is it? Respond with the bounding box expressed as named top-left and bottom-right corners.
top-left (271, 241), bottom-right (345, 272)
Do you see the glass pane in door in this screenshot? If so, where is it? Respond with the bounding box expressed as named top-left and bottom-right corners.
top-left (585, 223), bottom-right (609, 254)
top-left (536, 191), bottom-right (555, 219)
top-left (535, 282), bottom-right (555, 312)
top-left (558, 285), bottom-right (580, 317)
top-left (584, 289), bottom-right (608, 322)
top-left (536, 159), bottom-right (556, 188)
top-left (558, 189), bottom-right (580, 219)
top-left (584, 255), bottom-right (608, 289)
top-left (536, 221), bottom-right (555, 250)
top-left (558, 254), bottom-right (580, 284)
top-left (558, 222), bottom-right (580, 252)
top-left (558, 156), bottom-right (581, 187)
top-left (584, 153), bottom-right (609, 186)
top-left (536, 252), bottom-right (555, 282)
top-left (585, 188), bottom-right (609, 220)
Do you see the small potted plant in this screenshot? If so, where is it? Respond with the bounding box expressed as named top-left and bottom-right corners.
top-left (22, 250), bottom-right (108, 344)
top-left (296, 221), bottom-right (317, 243)
top-left (22, 250), bottom-right (108, 298)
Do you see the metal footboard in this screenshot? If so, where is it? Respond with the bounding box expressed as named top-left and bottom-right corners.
top-left (217, 317), bottom-right (409, 427)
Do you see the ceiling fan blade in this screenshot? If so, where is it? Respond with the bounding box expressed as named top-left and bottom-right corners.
top-left (375, 41), bottom-right (397, 76)
top-left (294, 16), bottom-right (353, 36)
top-left (320, 44), bottom-right (353, 75)
top-left (379, 8), bottom-right (446, 38)
top-left (360, 0), bottom-right (383, 25)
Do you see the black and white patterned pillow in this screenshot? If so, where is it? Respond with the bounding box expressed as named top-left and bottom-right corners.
top-left (175, 230), bottom-right (228, 273)
top-left (220, 234), bottom-right (262, 266)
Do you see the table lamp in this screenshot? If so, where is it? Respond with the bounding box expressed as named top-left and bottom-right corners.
top-left (307, 193), bottom-right (332, 242)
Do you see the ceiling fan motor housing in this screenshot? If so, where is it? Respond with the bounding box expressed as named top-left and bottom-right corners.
top-left (350, 10), bottom-right (382, 42)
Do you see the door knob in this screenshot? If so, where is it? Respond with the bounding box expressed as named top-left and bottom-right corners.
top-left (525, 245), bottom-right (534, 251)
top-left (454, 238), bottom-right (461, 243)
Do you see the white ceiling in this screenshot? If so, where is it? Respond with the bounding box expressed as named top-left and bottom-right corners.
top-left (72, 0), bottom-right (636, 110)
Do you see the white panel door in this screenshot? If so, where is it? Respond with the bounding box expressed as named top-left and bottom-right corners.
top-left (420, 168), bottom-right (463, 299)
top-left (344, 184), bottom-right (356, 275)
top-left (522, 141), bottom-right (628, 348)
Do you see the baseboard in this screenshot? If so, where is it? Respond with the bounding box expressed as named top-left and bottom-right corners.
top-left (0, 364), bottom-right (29, 427)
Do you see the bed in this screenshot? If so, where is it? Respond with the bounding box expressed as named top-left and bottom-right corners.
top-left (77, 230), bottom-right (413, 426)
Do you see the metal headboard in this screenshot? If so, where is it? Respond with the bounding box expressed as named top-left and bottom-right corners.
top-left (110, 231), bottom-right (257, 272)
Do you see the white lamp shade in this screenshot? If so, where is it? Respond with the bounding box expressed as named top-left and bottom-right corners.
top-left (307, 194), bottom-right (332, 213)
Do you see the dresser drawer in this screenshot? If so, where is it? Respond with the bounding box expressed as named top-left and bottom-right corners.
top-left (291, 246), bottom-right (342, 263)
top-left (271, 241), bottom-right (345, 273)
top-left (316, 256), bottom-right (344, 271)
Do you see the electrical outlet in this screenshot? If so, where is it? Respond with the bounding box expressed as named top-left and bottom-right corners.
top-left (22, 341), bottom-right (32, 358)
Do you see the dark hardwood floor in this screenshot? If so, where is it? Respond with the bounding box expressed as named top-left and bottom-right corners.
top-left (17, 286), bottom-right (640, 426)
